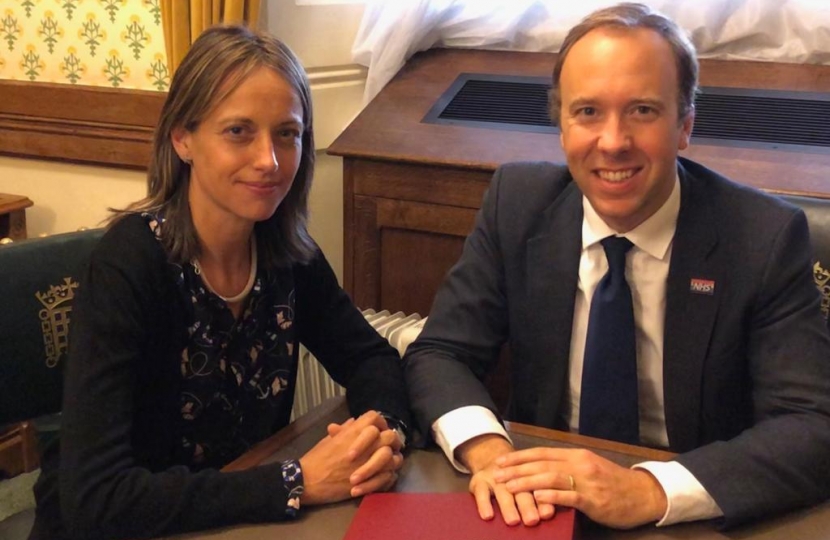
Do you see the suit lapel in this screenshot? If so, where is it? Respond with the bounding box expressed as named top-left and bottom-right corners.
top-left (525, 183), bottom-right (583, 428)
top-left (663, 162), bottom-right (722, 452)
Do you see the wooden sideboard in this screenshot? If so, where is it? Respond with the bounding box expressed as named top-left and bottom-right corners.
top-left (0, 193), bottom-right (33, 241)
top-left (328, 48), bottom-right (830, 317)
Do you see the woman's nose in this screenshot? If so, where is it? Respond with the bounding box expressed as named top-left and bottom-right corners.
top-left (254, 137), bottom-right (279, 171)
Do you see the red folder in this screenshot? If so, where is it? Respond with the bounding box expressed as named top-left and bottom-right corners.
top-left (342, 492), bottom-right (578, 539)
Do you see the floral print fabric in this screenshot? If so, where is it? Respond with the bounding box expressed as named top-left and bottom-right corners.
top-left (144, 214), bottom-right (298, 470)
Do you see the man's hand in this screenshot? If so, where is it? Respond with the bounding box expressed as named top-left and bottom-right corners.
top-left (457, 434), bottom-right (555, 527)
top-left (300, 411), bottom-right (403, 505)
top-left (494, 447), bottom-right (668, 529)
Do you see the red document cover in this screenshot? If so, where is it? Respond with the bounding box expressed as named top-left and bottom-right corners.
top-left (342, 492), bottom-right (578, 539)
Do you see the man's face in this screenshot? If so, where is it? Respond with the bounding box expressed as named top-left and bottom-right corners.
top-left (558, 27), bottom-right (694, 233)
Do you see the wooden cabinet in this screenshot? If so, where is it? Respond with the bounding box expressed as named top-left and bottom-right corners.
top-left (330, 48), bottom-right (830, 316)
top-left (343, 159), bottom-right (487, 315)
top-left (0, 193), bottom-right (33, 241)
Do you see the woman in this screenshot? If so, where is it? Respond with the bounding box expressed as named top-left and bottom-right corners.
top-left (30, 25), bottom-right (410, 540)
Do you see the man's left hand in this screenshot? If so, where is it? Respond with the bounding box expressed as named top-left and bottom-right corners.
top-left (493, 447), bottom-right (668, 529)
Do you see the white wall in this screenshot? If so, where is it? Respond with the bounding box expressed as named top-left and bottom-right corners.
top-left (0, 157), bottom-right (146, 235)
top-left (0, 0), bottom-right (369, 282)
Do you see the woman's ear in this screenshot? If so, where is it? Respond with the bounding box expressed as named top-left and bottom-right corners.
top-left (171, 126), bottom-right (192, 162)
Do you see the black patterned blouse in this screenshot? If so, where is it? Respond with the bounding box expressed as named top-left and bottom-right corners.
top-left (146, 214), bottom-right (304, 514)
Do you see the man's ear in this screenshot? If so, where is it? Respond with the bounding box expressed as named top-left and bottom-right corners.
top-left (171, 126), bottom-right (192, 162)
top-left (678, 110), bottom-right (695, 151)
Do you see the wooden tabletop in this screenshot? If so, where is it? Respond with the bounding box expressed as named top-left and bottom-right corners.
top-left (163, 396), bottom-right (830, 539)
top-left (0, 193), bottom-right (33, 214)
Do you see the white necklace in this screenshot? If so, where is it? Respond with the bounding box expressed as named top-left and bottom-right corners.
top-left (192, 238), bottom-right (257, 304)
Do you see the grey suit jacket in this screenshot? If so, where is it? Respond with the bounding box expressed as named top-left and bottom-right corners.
top-left (404, 157), bottom-right (830, 527)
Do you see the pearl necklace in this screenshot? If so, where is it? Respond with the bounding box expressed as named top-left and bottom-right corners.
top-left (192, 239), bottom-right (257, 304)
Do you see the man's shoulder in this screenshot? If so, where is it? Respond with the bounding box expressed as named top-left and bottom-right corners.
top-left (490, 161), bottom-right (574, 208)
top-left (679, 157), bottom-right (799, 219)
top-left (495, 161), bottom-right (571, 187)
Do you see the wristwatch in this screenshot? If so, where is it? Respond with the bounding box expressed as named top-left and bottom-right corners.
top-left (379, 412), bottom-right (408, 449)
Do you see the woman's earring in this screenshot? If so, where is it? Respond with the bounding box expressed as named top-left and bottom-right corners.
top-left (182, 157), bottom-right (193, 166)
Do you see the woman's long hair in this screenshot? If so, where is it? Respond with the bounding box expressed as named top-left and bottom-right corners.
top-left (113, 24), bottom-right (316, 268)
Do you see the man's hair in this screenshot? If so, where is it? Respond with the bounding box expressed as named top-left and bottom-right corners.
top-left (113, 24), bottom-right (316, 268)
top-left (549, 2), bottom-right (698, 125)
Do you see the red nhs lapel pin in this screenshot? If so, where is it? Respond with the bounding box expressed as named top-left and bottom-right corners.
top-left (690, 278), bottom-right (715, 295)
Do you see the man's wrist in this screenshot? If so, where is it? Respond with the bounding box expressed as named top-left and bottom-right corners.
top-left (457, 433), bottom-right (514, 473)
top-left (632, 468), bottom-right (669, 524)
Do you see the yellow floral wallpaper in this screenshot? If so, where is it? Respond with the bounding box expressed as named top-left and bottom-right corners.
top-left (0, 0), bottom-right (169, 91)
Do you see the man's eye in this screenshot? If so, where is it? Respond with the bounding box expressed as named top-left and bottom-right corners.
top-left (228, 126), bottom-right (245, 136)
top-left (579, 107), bottom-right (596, 116)
top-left (634, 105), bottom-right (656, 115)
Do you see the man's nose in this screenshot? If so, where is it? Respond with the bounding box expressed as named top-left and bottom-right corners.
top-left (597, 115), bottom-right (632, 153)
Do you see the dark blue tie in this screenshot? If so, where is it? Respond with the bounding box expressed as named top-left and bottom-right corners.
top-left (579, 236), bottom-right (639, 444)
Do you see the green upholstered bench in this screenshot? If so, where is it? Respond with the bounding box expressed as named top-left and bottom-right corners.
top-left (0, 229), bottom-right (103, 428)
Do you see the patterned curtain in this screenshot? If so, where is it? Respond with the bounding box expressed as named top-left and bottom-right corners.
top-left (161, 0), bottom-right (262, 74)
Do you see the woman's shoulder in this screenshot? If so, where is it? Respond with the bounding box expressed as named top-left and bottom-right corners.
top-left (94, 212), bottom-right (169, 271)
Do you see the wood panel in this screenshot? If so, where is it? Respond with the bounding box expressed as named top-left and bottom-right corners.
top-left (379, 229), bottom-right (466, 316)
top-left (350, 195), bottom-right (475, 313)
top-left (352, 159), bottom-right (491, 207)
top-left (0, 80), bottom-right (164, 169)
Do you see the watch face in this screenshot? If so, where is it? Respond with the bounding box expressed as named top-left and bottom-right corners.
top-left (379, 413), bottom-right (408, 448)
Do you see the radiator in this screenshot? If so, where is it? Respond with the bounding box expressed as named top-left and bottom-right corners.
top-left (291, 309), bottom-right (426, 420)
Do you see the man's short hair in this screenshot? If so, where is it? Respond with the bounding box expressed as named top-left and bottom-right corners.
top-left (549, 2), bottom-right (699, 125)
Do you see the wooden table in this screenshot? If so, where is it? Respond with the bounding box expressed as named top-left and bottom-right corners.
top-left (0, 193), bottom-right (33, 241)
top-left (167, 397), bottom-right (830, 539)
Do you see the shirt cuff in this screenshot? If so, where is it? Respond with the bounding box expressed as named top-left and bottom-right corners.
top-left (280, 459), bottom-right (305, 518)
top-left (634, 460), bottom-right (723, 526)
top-left (431, 405), bottom-right (512, 473)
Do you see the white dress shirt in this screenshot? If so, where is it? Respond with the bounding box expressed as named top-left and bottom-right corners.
top-left (432, 176), bottom-right (723, 525)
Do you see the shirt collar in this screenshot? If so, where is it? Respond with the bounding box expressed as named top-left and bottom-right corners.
top-left (582, 170), bottom-right (680, 261)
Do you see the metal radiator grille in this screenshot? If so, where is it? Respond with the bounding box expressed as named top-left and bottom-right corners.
top-left (291, 310), bottom-right (426, 420)
top-left (423, 73), bottom-right (830, 152)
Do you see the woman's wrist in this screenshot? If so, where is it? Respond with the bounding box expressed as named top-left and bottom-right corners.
top-left (280, 459), bottom-right (304, 518)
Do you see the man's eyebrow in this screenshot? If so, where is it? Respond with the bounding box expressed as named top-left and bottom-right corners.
top-left (630, 98), bottom-right (666, 109)
top-left (567, 98), bottom-right (598, 110)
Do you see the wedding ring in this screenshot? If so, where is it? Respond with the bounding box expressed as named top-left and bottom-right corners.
top-left (568, 474), bottom-right (576, 491)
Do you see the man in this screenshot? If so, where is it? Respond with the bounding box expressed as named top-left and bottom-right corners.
top-left (403, 2), bottom-right (830, 530)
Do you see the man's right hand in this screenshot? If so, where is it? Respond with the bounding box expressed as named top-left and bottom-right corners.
top-left (457, 434), bottom-right (555, 526)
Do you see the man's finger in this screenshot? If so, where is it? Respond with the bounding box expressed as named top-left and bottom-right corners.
top-left (493, 484), bottom-right (521, 526)
top-left (538, 502), bottom-right (556, 520)
top-left (515, 491), bottom-right (541, 526)
top-left (471, 479), bottom-right (495, 521)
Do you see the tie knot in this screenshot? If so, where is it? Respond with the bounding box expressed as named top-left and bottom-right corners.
top-left (600, 236), bottom-right (633, 272)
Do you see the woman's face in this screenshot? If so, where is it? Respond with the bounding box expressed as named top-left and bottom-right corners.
top-left (173, 67), bottom-right (304, 233)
